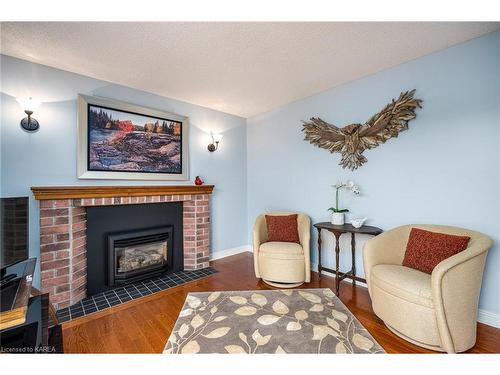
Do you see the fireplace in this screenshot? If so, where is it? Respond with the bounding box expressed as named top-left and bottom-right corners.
top-left (32, 185), bottom-right (214, 309)
top-left (108, 226), bottom-right (173, 287)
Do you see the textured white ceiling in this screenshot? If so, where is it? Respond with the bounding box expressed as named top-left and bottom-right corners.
top-left (1, 22), bottom-right (499, 117)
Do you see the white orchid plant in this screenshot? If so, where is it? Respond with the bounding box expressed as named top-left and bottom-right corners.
top-left (328, 181), bottom-right (360, 213)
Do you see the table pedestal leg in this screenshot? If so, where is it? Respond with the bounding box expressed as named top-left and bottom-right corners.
top-left (334, 233), bottom-right (340, 295)
top-left (317, 228), bottom-right (322, 278)
top-left (351, 233), bottom-right (356, 286)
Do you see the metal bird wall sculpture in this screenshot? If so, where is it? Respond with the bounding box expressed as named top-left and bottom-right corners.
top-left (302, 90), bottom-right (423, 170)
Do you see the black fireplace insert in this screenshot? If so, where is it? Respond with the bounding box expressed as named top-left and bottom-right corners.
top-left (86, 202), bottom-right (183, 296)
top-left (107, 226), bottom-right (173, 287)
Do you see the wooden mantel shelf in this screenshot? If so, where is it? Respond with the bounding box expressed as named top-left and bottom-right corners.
top-left (31, 185), bottom-right (215, 200)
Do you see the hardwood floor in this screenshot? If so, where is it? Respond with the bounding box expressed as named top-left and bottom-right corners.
top-left (62, 252), bottom-right (500, 353)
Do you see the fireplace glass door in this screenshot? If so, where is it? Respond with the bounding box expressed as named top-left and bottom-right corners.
top-left (116, 240), bottom-right (167, 273)
top-left (107, 226), bottom-right (173, 286)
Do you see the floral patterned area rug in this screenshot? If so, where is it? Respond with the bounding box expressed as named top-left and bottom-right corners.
top-left (163, 288), bottom-right (385, 354)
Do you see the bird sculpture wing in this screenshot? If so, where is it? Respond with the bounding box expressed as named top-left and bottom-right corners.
top-left (301, 90), bottom-right (422, 170)
top-left (358, 89), bottom-right (423, 150)
top-left (301, 117), bottom-right (345, 153)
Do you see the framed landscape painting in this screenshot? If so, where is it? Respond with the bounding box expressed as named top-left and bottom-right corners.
top-left (78, 95), bottom-right (189, 180)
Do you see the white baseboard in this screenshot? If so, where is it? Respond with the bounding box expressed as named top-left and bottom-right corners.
top-left (477, 309), bottom-right (500, 328)
top-left (210, 245), bottom-right (251, 261)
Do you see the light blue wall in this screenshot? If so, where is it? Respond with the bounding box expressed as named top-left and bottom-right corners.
top-left (0, 55), bottom-right (248, 287)
top-left (247, 31), bottom-right (500, 316)
top-left (1, 31), bottom-right (499, 319)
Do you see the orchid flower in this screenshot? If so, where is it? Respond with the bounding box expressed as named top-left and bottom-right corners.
top-left (328, 180), bottom-right (361, 213)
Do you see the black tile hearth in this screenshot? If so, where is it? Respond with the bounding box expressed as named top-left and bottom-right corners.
top-left (56, 267), bottom-right (218, 323)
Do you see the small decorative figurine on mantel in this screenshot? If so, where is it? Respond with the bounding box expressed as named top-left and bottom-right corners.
top-left (328, 181), bottom-right (360, 225)
top-left (194, 176), bottom-right (204, 186)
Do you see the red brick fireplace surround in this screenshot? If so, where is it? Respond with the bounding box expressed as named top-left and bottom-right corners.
top-left (31, 185), bottom-right (214, 309)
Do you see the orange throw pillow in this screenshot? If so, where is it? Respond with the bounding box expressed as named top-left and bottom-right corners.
top-left (402, 228), bottom-right (470, 274)
top-left (265, 214), bottom-right (300, 243)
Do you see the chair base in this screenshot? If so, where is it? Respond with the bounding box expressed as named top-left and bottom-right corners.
top-left (385, 323), bottom-right (449, 353)
top-left (262, 279), bottom-right (304, 288)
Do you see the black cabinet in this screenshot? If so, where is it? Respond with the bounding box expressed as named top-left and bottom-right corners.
top-left (0, 294), bottom-right (63, 353)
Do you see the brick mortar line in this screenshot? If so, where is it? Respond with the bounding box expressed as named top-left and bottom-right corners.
top-left (68, 200), bottom-right (76, 307)
top-left (194, 198), bottom-right (198, 269)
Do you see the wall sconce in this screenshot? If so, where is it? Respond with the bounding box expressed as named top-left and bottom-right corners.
top-left (16, 97), bottom-right (41, 132)
top-left (207, 133), bottom-right (223, 152)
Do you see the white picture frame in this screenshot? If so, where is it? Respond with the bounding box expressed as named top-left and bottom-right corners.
top-left (77, 94), bottom-right (189, 181)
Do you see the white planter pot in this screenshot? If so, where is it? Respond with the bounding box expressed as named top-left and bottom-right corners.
top-left (331, 212), bottom-right (345, 225)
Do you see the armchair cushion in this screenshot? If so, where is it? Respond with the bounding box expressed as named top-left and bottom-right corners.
top-left (372, 264), bottom-right (433, 308)
top-left (259, 241), bottom-right (304, 258)
top-left (402, 228), bottom-right (470, 274)
top-left (265, 214), bottom-right (300, 243)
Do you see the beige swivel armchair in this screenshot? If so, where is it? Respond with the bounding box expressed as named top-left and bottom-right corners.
top-left (363, 224), bottom-right (492, 353)
top-left (253, 212), bottom-right (311, 288)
